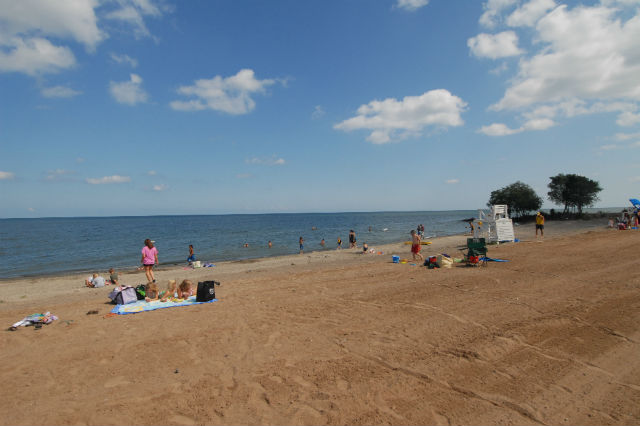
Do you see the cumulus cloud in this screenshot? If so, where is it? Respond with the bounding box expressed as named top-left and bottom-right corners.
top-left (246, 156), bottom-right (286, 166)
top-left (0, 37), bottom-right (76, 75)
top-left (396, 0), bottom-right (429, 11)
top-left (480, 0), bottom-right (517, 28)
top-left (110, 52), bottom-right (138, 68)
top-left (41, 85), bottom-right (81, 98)
top-left (615, 131), bottom-right (640, 141)
top-left (86, 175), bottom-right (131, 184)
top-left (467, 31), bottom-right (523, 59)
top-left (104, 0), bottom-right (168, 39)
top-left (600, 144), bottom-right (619, 150)
top-left (109, 73), bottom-right (148, 105)
top-left (152, 184), bottom-right (167, 191)
top-left (478, 2), bottom-right (640, 135)
top-left (0, 171), bottom-right (15, 180)
top-left (170, 69), bottom-right (279, 115)
top-left (334, 89), bottom-right (466, 144)
top-left (147, 170), bottom-right (157, 176)
top-left (506, 0), bottom-right (557, 27)
top-left (445, 179), bottom-right (459, 184)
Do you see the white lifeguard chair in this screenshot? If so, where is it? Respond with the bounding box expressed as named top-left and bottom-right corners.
top-left (473, 204), bottom-right (515, 243)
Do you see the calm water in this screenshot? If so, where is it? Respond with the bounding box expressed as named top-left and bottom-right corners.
top-left (0, 210), bottom-right (478, 278)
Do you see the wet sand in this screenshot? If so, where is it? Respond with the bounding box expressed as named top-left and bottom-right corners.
top-left (1, 219), bottom-right (639, 425)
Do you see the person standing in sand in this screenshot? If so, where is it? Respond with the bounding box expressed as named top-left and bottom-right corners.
top-left (410, 230), bottom-right (424, 262)
top-left (337, 237), bottom-right (342, 249)
top-left (141, 239), bottom-right (158, 283)
top-left (535, 212), bottom-right (545, 238)
top-left (299, 236), bottom-right (304, 254)
top-left (349, 230), bottom-right (356, 248)
top-left (187, 244), bottom-right (195, 264)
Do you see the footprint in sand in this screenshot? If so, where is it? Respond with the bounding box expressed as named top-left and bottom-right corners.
top-left (104, 376), bottom-right (131, 388)
top-left (265, 331), bottom-right (282, 348)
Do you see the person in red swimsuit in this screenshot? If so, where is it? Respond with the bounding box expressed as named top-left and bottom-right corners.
top-left (410, 230), bottom-right (424, 261)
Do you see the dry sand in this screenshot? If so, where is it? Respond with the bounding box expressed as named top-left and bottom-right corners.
top-left (1, 219), bottom-right (639, 425)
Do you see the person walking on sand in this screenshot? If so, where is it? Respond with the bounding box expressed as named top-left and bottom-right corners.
top-left (349, 230), bottom-right (357, 248)
top-left (299, 236), bottom-right (304, 254)
top-left (535, 212), bottom-right (545, 238)
top-left (410, 230), bottom-right (424, 262)
top-left (141, 239), bottom-right (158, 283)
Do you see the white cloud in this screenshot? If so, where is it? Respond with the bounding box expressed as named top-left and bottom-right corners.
top-left (480, 0), bottom-right (518, 28)
top-left (0, 171), bottom-right (15, 180)
top-left (479, 3), bottom-right (640, 134)
top-left (170, 69), bottom-right (278, 115)
top-left (109, 73), bottom-right (148, 105)
top-left (86, 175), bottom-right (131, 184)
top-left (246, 156), bottom-right (286, 166)
top-left (445, 179), bottom-right (459, 184)
top-left (0, 37), bottom-right (76, 75)
top-left (631, 141), bottom-right (640, 147)
top-left (41, 85), bottom-right (81, 98)
top-left (45, 169), bottom-right (76, 181)
top-left (615, 132), bottom-right (640, 141)
top-left (110, 52), bottom-right (138, 68)
top-left (0, 0), bottom-right (104, 49)
top-left (617, 111), bottom-right (640, 126)
top-left (600, 144), bottom-right (619, 150)
top-left (312, 105), bottom-right (325, 119)
top-left (506, 0), bottom-right (557, 27)
top-left (334, 89), bottom-right (466, 144)
top-left (152, 184), bottom-right (167, 191)
top-left (104, 0), bottom-right (166, 39)
top-left (478, 118), bottom-right (554, 136)
top-left (147, 170), bottom-right (157, 176)
top-left (468, 31), bottom-right (523, 59)
top-left (396, 0), bottom-right (429, 12)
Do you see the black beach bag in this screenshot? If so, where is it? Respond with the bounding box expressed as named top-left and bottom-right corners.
top-left (197, 280), bottom-right (220, 302)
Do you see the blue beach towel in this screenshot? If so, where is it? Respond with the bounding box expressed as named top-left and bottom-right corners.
top-left (110, 296), bottom-right (218, 315)
top-left (480, 257), bottom-right (509, 262)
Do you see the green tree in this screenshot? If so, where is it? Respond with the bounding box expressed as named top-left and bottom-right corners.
top-left (547, 174), bottom-right (602, 215)
top-left (488, 181), bottom-right (542, 218)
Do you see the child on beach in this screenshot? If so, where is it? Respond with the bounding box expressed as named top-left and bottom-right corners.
top-left (160, 280), bottom-right (178, 302)
top-left (299, 236), bottom-right (304, 254)
top-left (410, 230), bottom-right (424, 262)
top-left (85, 273), bottom-right (105, 288)
top-left (108, 268), bottom-right (119, 286)
top-left (145, 282), bottom-right (159, 302)
top-left (362, 242), bottom-right (369, 253)
top-left (337, 237), bottom-right (342, 249)
top-left (187, 245), bottom-right (195, 264)
top-left (177, 279), bottom-right (195, 299)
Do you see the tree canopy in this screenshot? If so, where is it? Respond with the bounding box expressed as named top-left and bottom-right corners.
top-left (547, 174), bottom-right (602, 215)
top-left (488, 181), bottom-right (542, 218)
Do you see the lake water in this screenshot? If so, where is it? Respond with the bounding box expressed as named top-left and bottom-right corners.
top-left (0, 210), bottom-right (478, 278)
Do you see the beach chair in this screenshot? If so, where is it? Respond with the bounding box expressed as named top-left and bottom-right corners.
top-left (465, 237), bottom-right (487, 267)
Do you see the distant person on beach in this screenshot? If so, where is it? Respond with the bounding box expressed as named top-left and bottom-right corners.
top-left (417, 224), bottom-right (424, 238)
top-left (467, 220), bottom-right (475, 235)
top-left (536, 212), bottom-right (545, 237)
top-left (362, 242), bottom-right (368, 253)
top-left (244, 243), bottom-right (249, 248)
top-left (108, 268), bottom-right (119, 286)
top-left (187, 245), bottom-right (195, 264)
top-left (268, 240), bottom-right (272, 248)
top-left (349, 230), bottom-right (356, 248)
top-left (299, 236), bottom-right (304, 254)
top-left (141, 239), bottom-right (158, 283)
top-left (320, 238), bottom-right (325, 247)
top-left (85, 273), bottom-right (105, 288)
top-left (177, 279), bottom-right (195, 299)
top-left (337, 237), bottom-right (342, 249)
top-left (410, 230), bottom-right (424, 262)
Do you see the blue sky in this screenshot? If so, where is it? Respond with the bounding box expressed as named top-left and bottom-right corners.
top-left (1, 0), bottom-right (639, 218)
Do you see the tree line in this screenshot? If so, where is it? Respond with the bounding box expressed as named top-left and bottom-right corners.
top-left (488, 174), bottom-right (603, 219)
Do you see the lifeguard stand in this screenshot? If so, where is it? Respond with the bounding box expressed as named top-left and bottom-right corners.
top-left (473, 204), bottom-right (515, 243)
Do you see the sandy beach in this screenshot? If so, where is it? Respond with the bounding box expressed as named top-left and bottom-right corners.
top-left (1, 219), bottom-right (639, 425)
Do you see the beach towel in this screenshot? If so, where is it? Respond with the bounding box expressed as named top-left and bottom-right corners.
top-left (480, 257), bottom-right (509, 262)
top-left (110, 296), bottom-right (218, 315)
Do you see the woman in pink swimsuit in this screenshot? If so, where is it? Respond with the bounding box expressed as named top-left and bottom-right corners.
top-left (141, 239), bottom-right (158, 283)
